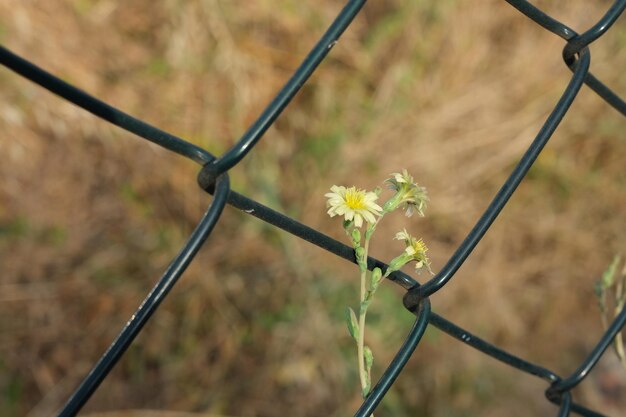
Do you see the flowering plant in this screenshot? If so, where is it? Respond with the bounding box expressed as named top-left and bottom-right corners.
top-left (595, 255), bottom-right (626, 372)
top-left (325, 170), bottom-right (432, 405)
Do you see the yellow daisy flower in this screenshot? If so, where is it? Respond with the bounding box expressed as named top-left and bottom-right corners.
top-left (325, 185), bottom-right (383, 228)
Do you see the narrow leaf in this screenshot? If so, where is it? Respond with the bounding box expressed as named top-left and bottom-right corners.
top-left (602, 255), bottom-right (621, 289)
top-left (364, 345), bottom-right (374, 374)
top-left (362, 348), bottom-right (373, 398)
top-left (346, 307), bottom-right (359, 341)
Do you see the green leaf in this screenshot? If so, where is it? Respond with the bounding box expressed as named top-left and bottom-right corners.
top-left (602, 255), bottom-right (621, 289)
top-left (362, 346), bottom-right (374, 398)
top-left (364, 345), bottom-right (374, 374)
top-left (346, 307), bottom-right (359, 341)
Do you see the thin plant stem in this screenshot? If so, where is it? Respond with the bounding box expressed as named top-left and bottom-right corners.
top-left (613, 273), bottom-right (626, 371)
top-left (598, 259), bottom-right (626, 373)
top-left (356, 217), bottom-right (381, 403)
top-left (357, 264), bottom-right (368, 395)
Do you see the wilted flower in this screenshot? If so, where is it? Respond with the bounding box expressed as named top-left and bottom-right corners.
top-left (325, 185), bottom-right (383, 228)
top-left (383, 169), bottom-right (428, 217)
top-left (392, 229), bottom-right (432, 273)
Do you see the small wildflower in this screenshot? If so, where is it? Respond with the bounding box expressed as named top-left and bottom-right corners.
top-left (394, 229), bottom-right (432, 273)
top-left (324, 172), bottom-right (434, 401)
top-left (383, 169), bottom-right (429, 217)
top-left (325, 185), bottom-right (383, 228)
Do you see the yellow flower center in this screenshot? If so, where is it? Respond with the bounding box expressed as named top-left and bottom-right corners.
top-left (412, 239), bottom-right (428, 254)
top-left (345, 187), bottom-right (366, 210)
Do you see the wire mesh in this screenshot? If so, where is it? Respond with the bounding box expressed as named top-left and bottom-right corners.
top-left (1, 0), bottom-right (626, 416)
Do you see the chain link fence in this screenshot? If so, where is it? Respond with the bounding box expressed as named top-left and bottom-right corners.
top-left (1, 0), bottom-right (626, 416)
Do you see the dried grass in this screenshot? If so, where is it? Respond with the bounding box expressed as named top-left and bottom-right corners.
top-left (1, 0), bottom-right (625, 416)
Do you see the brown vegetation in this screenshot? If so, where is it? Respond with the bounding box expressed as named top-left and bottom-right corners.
top-left (1, 1), bottom-right (625, 416)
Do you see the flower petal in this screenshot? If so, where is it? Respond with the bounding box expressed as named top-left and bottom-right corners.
top-left (354, 214), bottom-right (364, 228)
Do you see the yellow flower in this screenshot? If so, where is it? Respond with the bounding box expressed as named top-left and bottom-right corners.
top-left (325, 185), bottom-right (383, 228)
top-left (394, 229), bottom-right (432, 273)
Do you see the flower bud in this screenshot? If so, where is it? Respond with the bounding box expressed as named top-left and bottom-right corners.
top-left (369, 267), bottom-right (383, 291)
top-left (355, 247), bottom-right (366, 271)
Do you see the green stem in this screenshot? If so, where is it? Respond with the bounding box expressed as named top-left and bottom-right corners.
top-left (357, 263), bottom-right (368, 396)
top-left (356, 217), bottom-right (381, 400)
top-left (614, 275), bottom-right (626, 371)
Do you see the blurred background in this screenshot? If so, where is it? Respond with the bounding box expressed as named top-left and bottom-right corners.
top-left (1, 0), bottom-right (626, 416)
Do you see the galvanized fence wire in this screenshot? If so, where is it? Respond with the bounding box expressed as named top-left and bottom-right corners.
top-left (1, 0), bottom-right (626, 415)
